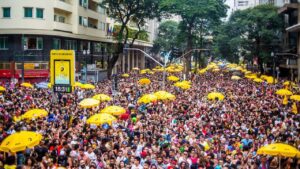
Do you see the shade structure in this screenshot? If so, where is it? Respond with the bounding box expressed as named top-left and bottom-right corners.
top-left (74, 82), bottom-right (83, 87)
top-left (253, 78), bottom-right (264, 83)
top-left (276, 89), bottom-right (293, 96)
top-left (21, 83), bottom-right (33, 88)
top-left (0, 86), bottom-right (6, 92)
top-left (257, 143), bottom-right (300, 158)
top-left (0, 131), bottom-right (42, 152)
top-left (93, 94), bottom-right (111, 102)
top-left (198, 69), bottom-right (207, 74)
top-left (138, 94), bottom-right (157, 104)
top-left (174, 81), bottom-right (191, 90)
top-left (86, 113), bottom-right (117, 125)
top-left (167, 75), bottom-right (180, 82)
top-left (207, 92), bottom-right (225, 101)
top-left (231, 76), bottom-right (241, 80)
top-left (290, 95), bottom-right (300, 101)
top-left (100, 106), bottom-right (126, 116)
top-left (154, 91), bottom-right (176, 101)
top-left (122, 73), bottom-right (130, 78)
top-left (138, 78), bottom-right (151, 85)
top-left (79, 98), bottom-right (100, 108)
top-left (22, 109), bottom-right (48, 120)
top-left (81, 84), bottom-right (95, 89)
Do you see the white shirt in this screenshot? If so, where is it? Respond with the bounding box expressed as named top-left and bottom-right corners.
top-left (131, 164), bottom-right (143, 169)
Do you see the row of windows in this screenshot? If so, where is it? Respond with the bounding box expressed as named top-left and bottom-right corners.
top-left (0, 63), bottom-right (48, 70)
top-left (79, 16), bottom-right (106, 31)
top-left (0, 37), bottom-right (107, 52)
top-left (2, 7), bottom-right (43, 19)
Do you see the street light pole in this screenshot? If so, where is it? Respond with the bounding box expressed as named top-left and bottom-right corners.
top-left (123, 48), bottom-right (166, 89)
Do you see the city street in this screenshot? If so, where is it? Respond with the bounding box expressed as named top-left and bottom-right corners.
top-left (0, 64), bottom-right (299, 168)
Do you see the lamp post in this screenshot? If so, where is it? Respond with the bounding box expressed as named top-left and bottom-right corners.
top-left (271, 52), bottom-right (275, 83)
top-left (123, 48), bottom-right (168, 89)
top-left (83, 49), bottom-right (90, 83)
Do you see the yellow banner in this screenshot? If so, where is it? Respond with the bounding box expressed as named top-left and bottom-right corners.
top-left (24, 63), bottom-right (35, 70)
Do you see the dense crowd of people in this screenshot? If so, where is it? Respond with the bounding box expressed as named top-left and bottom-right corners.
top-left (0, 67), bottom-right (299, 169)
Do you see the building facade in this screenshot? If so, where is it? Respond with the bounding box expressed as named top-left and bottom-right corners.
top-left (0, 0), bottom-right (154, 82)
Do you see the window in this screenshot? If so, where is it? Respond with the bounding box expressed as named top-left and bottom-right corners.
top-left (0, 37), bottom-right (8, 50)
top-left (80, 41), bottom-right (90, 51)
top-left (98, 22), bottom-right (106, 31)
top-left (79, 16), bottom-right (87, 26)
top-left (24, 37), bottom-right (43, 50)
top-left (59, 16), bottom-right (65, 23)
top-left (53, 38), bottom-right (61, 49)
top-left (2, 7), bottom-right (10, 18)
top-left (0, 63), bottom-right (10, 70)
top-left (65, 40), bottom-right (77, 50)
top-left (79, 0), bottom-right (88, 7)
top-left (24, 7), bottom-right (33, 18)
top-left (36, 8), bottom-right (44, 19)
top-left (98, 7), bottom-right (106, 15)
top-left (93, 43), bottom-right (102, 52)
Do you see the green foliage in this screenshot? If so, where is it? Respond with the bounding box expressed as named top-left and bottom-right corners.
top-left (214, 4), bottom-right (284, 63)
top-left (152, 20), bottom-right (181, 53)
top-left (113, 25), bottom-right (149, 42)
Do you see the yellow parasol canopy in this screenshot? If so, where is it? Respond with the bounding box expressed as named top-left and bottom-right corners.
top-left (207, 92), bottom-right (225, 101)
top-left (154, 91), bottom-right (176, 101)
top-left (79, 98), bottom-right (100, 108)
top-left (21, 83), bottom-right (33, 88)
top-left (167, 75), bottom-right (180, 82)
top-left (22, 109), bottom-right (48, 120)
top-left (276, 89), bottom-right (293, 96)
top-left (253, 78), bottom-right (264, 83)
top-left (0, 131), bottom-right (42, 152)
top-left (81, 84), bottom-right (95, 89)
top-left (0, 86), bottom-right (6, 92)
top-left (138, 94), bottom-right (158, 104)
top-left (138, 78), bottom-right (151, 85)
top-left (174, 81), bottom-right (191, 90)
top-left (122, 73), bottom-right (130, 78)
top-left (257, 143), bottom-right (300, 158)
top-left (290, 95), bottom-right (300, 101)
top-left (86, 113), bottom-right (117, 125)
top-left (74, 82), bottom-right (83, 87)
top-left (93, 94), bottom-right (111, 102)
top-left (47, 83), bottom-right (51, 88)
top-left (231, 76), bottom-right (241, 80)
top-left (100, 106), bottom-right (126, 116)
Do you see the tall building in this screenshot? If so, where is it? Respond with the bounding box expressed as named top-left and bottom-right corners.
top-left (0, 0), bottom-right (155, 82)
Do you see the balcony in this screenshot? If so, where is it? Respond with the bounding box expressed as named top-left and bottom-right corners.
top-left (54, 0), bottom-right (73, 13)
top-left (53, 22), bottom-right (72, 32)
top-left (278, 0), bottom-right (298, 14)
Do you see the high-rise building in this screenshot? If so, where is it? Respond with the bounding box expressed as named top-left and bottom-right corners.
top-left (0, 0), bottom-right (156, 82)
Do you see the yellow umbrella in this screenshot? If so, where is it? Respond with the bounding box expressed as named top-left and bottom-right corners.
top-left (81, 84), bottom-right (95, 89)
top-left (198, 69), bottom-right (207, 74)
top-left (21, 83), bottom-right (33, 88)
top-left (93, 94), bottom-right (111, 102)
top-left (138, 78), bottom-right (151, 85)
top-left (47, 83), bottom-right (51, 88)
top-left (212, 68), bottom-right (220, 72)
top-left (292, 102), bottom-right (298, 114)
top-left (231, 76), bottom-right (241, 80)
top-left (276, 89), bottom-right (293, 96)
top-left (290, 95), bottom-right (300, 101)
top-left (265, 77), bottom-right (277, 84)
top-left (253, 78), bottom-right (264, 83)
top-left (0, 131), bottom-right (42, 152)
top-left (74, 82), bottom-right (83, 87)
top-left (22, 109), bottom-right (48, 120)
top-left (86, 113), bottom-right (117, 125)
top-left (101, 106), bottom-right (126, 116)
top-left (167, 76), bottom-right (180, 82)
top-left (0, 86), bottom-right (6, 92)
top-left (174, 82), bottom-right (191, 90)
top-left (154, 91), bottom-right (176, 101)
top-left (138, 94), bottom-right (157, 104)
top-left (257, 143), bottom-right (300, 158)
top-left (79, 98), bottom-right (100, 108)
top-left (122, 73), bottom-right (130, 78)
top-left (207, 92), bottom-right (225, 101)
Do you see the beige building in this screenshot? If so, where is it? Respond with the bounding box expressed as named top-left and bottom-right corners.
top-left (0, 0), bottom-right (155, 81)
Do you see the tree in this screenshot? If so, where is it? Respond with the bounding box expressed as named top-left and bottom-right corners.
top-left (160, 0), bottom-right (228, 74)
top-left (152, 20), bottom-right (182, 59)
top-left (101, 0), bottom-right (161, 78)
top-left (214, 4), bottom-right (284, 70)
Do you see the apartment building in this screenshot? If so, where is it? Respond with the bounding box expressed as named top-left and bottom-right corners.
top-left (0, 0), bottom-right (154, 82)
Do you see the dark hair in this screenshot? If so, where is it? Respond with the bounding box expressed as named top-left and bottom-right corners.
top-left (135, 157), bottom-right (141, 162)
